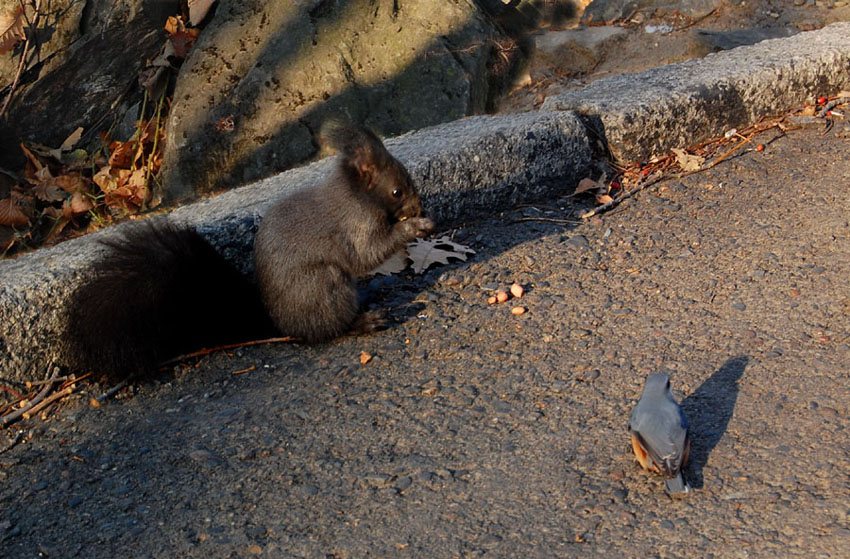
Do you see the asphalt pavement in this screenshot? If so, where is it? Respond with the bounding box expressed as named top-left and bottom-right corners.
top-left (2, 124), bottom-right (849, 558)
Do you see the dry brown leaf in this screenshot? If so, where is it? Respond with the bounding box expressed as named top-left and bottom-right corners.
top-left (127, 168), bottom-right (147, 187)
top-left (59, 127), bottom-right (84, 152)
top-left (42, 206), bottom-right (64, 219)
top-left (169, 30), bottom-right (198, 58)
top-left (574, 177), bottom-right (604, 196)
top-left (0, 6), bottom-right (26, 55)
top-left (53, 174), bottom-right (87, 194)
top-left (408, 236), bottom-right (475, 274)
top-left (671, 148), bottom-right (705, 172)
top-left (108, 141), bottom-right (136, 169)
top-left (595, 193), bottom-right (614, 204)
top-left (44, 216), bottom-right (72, 245)
top-left (68, 192), bottom-right (94, 215)
top-left (0, 196), bottom-right (29, 226)
top-left (32, 181), bottom-right (65, 202)
top-left (19, 143), bottom-right (44, 173)
top-left (164, 16), bottom-right (181, 35)
top-left (93, 165), bottom-right (117, 192)
top-left (30, 165), bottom-right (53, 185)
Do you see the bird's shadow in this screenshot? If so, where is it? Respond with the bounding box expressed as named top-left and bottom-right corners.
top-left (681, 355), bottom-right (749, 489)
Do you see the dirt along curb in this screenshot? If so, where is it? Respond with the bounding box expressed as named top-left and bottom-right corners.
top-left (1, 22), bottom-right (849, 385)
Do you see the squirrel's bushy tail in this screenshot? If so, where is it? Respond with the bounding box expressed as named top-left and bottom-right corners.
top-left (65, 219), bottom-right (274, 380)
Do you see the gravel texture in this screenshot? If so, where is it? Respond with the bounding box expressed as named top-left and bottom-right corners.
top-left (2, 126), bottom-right (849, 558)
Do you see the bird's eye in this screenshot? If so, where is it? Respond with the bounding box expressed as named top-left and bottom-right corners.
top-left (391, 188), bottom-right (403, 198)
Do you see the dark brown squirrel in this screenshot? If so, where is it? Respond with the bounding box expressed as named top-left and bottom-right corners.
top-left (65, 124), bottom-right (433, 380)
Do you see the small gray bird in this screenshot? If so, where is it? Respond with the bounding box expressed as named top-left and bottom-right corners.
top-left (628, 372), bottom-right (691, 496)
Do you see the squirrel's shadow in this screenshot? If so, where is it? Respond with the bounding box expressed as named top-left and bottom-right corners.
top-left (681, 355), bottom-right (749, 489)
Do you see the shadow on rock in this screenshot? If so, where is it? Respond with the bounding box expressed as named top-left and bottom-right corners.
top-left (682, 355), bottom-right (748, 489)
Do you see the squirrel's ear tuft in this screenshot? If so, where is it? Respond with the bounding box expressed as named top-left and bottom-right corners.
top-left (320, 121), bottom-right (389, 190)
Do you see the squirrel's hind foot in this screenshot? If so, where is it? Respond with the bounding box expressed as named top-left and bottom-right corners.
top-left (349, 310), bottom-right (386, 336)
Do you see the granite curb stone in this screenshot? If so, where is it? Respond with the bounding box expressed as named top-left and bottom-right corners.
top-left (541, 22), bottom-right (850, 162)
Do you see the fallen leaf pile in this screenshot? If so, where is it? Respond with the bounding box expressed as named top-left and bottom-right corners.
top-left (0, 13), bottom-right (203, 257)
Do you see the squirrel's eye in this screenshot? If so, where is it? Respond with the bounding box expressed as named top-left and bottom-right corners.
top-left (391, 188), bottom-right (402, 198)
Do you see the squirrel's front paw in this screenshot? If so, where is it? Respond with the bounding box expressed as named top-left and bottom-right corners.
top-left (400, 216), bottom-right (434, 239)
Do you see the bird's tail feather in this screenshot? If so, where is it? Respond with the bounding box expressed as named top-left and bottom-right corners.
top-left (664, 472), bottom-right (690, 496)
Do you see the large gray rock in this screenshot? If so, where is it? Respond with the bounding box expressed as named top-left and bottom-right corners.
top-left (160, 0), bottom-right (512, 200)
top-left (0, 110), bottom-right (593, 384)
top-left (542, 22), bottom-right (850, 163)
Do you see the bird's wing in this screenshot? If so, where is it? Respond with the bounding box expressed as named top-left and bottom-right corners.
top-left (631, 407), bottom-right (688, 477)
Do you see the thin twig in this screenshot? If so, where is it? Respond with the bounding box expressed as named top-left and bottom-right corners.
top-left (0, 364), bottom-right (59, 426)
top-left (59, 372), bottom-right (92, 391)
top-left (159, 336), bottom-right (297, 368)
top-left (231, 365), bottom-right (256, 376)
top-left (675, 8), bottom-right (717, 31)
top-left (670, 129), bottom-right (768, 180)
top-left (510, 217), bottom-right (582, 225)
top-left (22, 385), bottom-right (74, 420)
top-left (0, 0), bottom-right (39, 119)
top-left (0, 29), bottom-right (30, 119)
top-left (27, 374), bottom-right (74, 387)
top-left (817, 96), bottom-right (850, 118)
top-left (90, 379), bottom-right (129, 407)
top-left (580, 172), bottom-right (665, 219)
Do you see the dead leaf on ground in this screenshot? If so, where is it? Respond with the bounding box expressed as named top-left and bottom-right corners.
top-left (0, 195), bottom-right (30, 226)
top-left (27, 165), bottom-right (53, 187)
top-left (53, 174), bottom-right (88, 194)
top-left (0, 6), bottom-right (26, 55)
top-left (169, 30), bottom-right (198, 59)
top-left (574, 176), bottom-right (607, 196)
top-left (19, 144), bottom-right (44, 174)
top-left (108, 141), bottom-right (137, 169)
top-left (409, 236), bottom-right (476, 274)
top-left (370, 236), bottom-right (476, 275)
top-left (59, 127), bottom-right (84, 152)
top-left (671, 148), bottom-right (705, 172)
top-left (370, 249), bottom-right (409, 276)
top-left (66, 192), bottom-right (94, 216)
top-left (164, 16), bottom-right (182, 35)
top-left (32, 181), bottom-right (65, 203)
